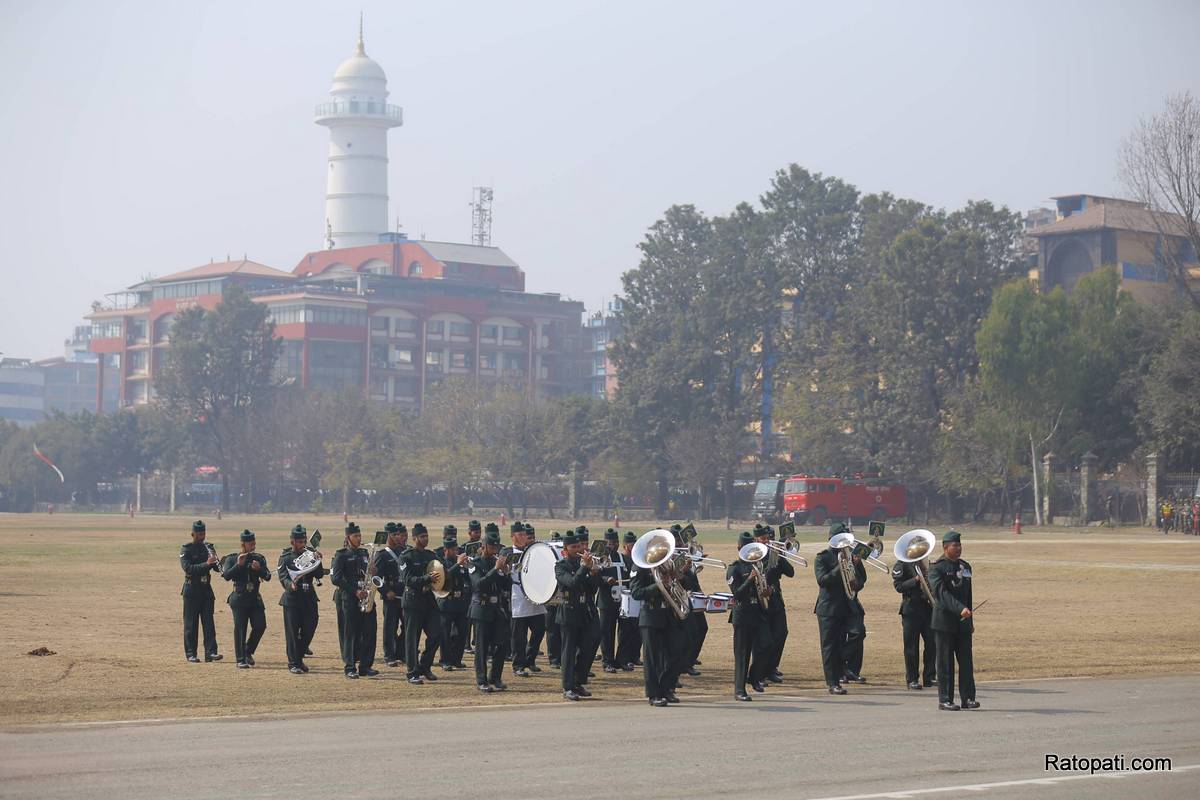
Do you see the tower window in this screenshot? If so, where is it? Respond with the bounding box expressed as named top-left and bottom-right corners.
top-left (409, 261), bottom-right (422, 276)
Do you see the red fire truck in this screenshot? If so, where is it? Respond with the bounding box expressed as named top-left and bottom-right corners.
top-left (782, 475), bottom-right (906, 525)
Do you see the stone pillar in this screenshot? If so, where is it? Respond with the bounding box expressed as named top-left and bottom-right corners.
top-left (1080, 452), bottom-right (1097, 524)
top-left (1042, 452), bottom-right (1055, 525)
top-left (1146, 452), bottom-right (1159, 527)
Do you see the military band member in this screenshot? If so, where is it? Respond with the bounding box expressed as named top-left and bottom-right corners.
top-left (664, 525), bottom-right (693, 692)
top-left (436, 531), bottom-right (471, 670)
top-left (221, 529), bottom-right (270, 668)
top-left (279, 524), bottom-right (324, 674)
top-left (180, 519), bottom-right (222, 663)
top-left (374, 522), bottom-right (408, 667)
top-left (614, 531), bottom-right (642, 671)
top-left (577, 527), bottom-right (604, 677)
top-left (469, 530), bottom-right (512, 692)
top-left (331, 523), bottom-right (378, 678)
top-left (929, 531), bottom-right (978, 710)
top-left (400, 522), bottom-right (443, 684)
top-left (597, 529), bottom-right (624, 672)
top-left (555, 530), bottom-right (601, 700)
top-left (727, 531), bottom-right (772, 701)
top-left (892, 548), bottom-right (937, 690)
top-left (678, 556), bottom-right (707, 677)
top-left (756, 525), bottom-right (792, 683)
top-left (813, 522), bottom-right (865, 695)
top-left (510, 523), bottom-right (547, 677)
top-left (464, 519), bottom-right (484, 654)
top-left (544, 529), bottom-right (563, 669)
top-left (631, 537), bottom-right (673, 706)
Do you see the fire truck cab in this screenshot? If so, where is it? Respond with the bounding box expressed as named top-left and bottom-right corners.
top-left (782, 475), bottom-right (906, 526)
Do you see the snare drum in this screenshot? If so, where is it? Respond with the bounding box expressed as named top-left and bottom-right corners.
top-left (704, 592), bottom-right (733, 613)
top-left (619, 588), bottom-right (642, 619)
top-left (689, 592), bottom-right (708, 611)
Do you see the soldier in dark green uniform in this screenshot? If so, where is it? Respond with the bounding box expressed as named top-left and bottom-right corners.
top-left (576, 526), bottom-right (604, 679)
top-left (179, 520), bottom-right (222, 662)
top-left (663, 525), bottom-right (693, 694)
top-left (469, 529), bottom-right (512, 692)
top-left (929, 531), bottom-right (978, 710)
top-left (400, 522), bottom-right (443, 684)
top-left (278, 524), bottom-right (324, 674)
top-left (436, 531), bottom-right (471, 670)
top-left (892, 548), bottom-right (937, 690)
top-left (597, 529), bottom-right (623, 672)
top-left (678, 555), bottom-right (707, 677)
top-left (544, 529), bottom-right (563, 668)
top-left (813, 522), bottom-right (864, 695)
top-left (615, 531), bottom-right (641, 671)
top-left (757, 525), bottom-right (793, 683)
top-left (555, 530), bottom-right (601, 700)
top-left (331, 523), bottom-right (378, 679)
top-left (727, 531), bottom-right (772, 701)
top-left (221, 529), bottom-right (270, 668)
top-left (374, 522), bottom-right (408, 667)
top-left (631, 535), bottom-right (672, 707)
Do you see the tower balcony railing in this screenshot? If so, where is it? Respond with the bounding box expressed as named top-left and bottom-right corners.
top-left (314, 101), bottom-right (403, 124)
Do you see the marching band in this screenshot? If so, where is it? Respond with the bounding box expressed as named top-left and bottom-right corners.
top-left (180, 517), bottom-right (980, 710)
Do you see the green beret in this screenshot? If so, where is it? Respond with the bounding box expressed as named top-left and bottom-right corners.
top-left (345, 522), bottom-right (360, 535)
top-left (523, 523), bottom-right (536, 536)
top-left (485, 522), bottom-right (499, 534)
top-left (623, 531), bottom-right (637, 543)
top-left (943, 530), bottom-right (962, 544)
top-left (669, 523), bottom-right (683, 534)
top-left (575, 525), bottom-right (589, 536)
top-left (484, 531), bottom-right (502, 546)
top-left (384, 522), bottom-right (398, 534)
top-left (394, 523), bottom-right (407, 534)
top-left (192, 520), bottom-right (206, 533)
top-left (290, 525), bottom-right (306, 539)
top-left (563, 532), bottom-right (580, 545)
top-left (443, 537), bottom-right (458, 547)
top-left (510, 521), bottom-right (525, 533)
top-left (444, 524), bottom-right (457, 535)
top-left (604, 529), bottom-right (619, 541)
top-left (412, 523), bottom-right (427, 535)
top-left (240, 529), bottom-right (255, 542)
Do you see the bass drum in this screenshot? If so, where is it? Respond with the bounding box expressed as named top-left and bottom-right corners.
top-left (520, 541), bottom-right (563, 605)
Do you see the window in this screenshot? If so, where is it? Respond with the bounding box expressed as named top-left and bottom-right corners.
top-left (393, 376), bottom-right (417, 398)
top-left (153, 280), bottom-right (223, 300)
top-left (91, 320), bottom-right (122, 340)
top-left (275, 341), bottom-right (302, 383)
top-left (392, 347), bottom-right (413, 365)
top-left (408, 261), bottom-right (422, 277)
top-left (479, 324), bottom-right (498, 341)
top-left (127, 320), bottom-right (147, 342)
top-left (425, 351), bottom-right (442, 367)
top-left (426, 320), bottom-right (444, 337)
top-left (784, 480), bottom-right (808, 494)
top-left (307, 306), bottom-right (366, 327)
top-left (822, 483), bottom-right (837, 493)
top-left (479, 352), bottom-right (497, 370)
top-left (392, 317), bottom-right (417, 335)
top-left (503, 353), bottom-right (524, 371)
top-left (370, 376), bottom-right (388, 396)
top-left (370, 317), bottom-right (389, 334)
top-left (449, 321), bottom-right (471, 338)
top-left (308, 341), bottom-right (363, 392)
top-left (370, 343), bottom-right (389, 369)
top-left (502, 325), bottom-right (524, 343)
top-left (450, 351), bottom-right (471, 369)
top-left (127, 351), bottom-right (147, 373)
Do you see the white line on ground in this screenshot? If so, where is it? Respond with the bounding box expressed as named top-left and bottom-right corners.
top-left (803, 764), bottom-right (1200, 800)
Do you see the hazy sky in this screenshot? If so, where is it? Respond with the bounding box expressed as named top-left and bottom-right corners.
top-left (2, 1), bottom-right (1198, 360)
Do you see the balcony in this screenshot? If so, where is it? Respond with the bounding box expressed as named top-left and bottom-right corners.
top-left (314, 101), bottom-right (403, 125)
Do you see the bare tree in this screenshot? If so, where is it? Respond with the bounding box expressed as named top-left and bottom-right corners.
top-left (1118, 91), bottom-right (1200, 309)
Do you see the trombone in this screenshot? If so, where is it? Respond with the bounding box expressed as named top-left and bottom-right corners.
top-left (675, 545), bottom-right (726, 572)
top-left (763, 540), bottom-right (808, 568)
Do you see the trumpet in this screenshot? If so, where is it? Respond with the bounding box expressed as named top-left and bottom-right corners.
top-left (588, 539), bottom-right (612, 570)
top-left (737, 542), bottom-right (772, 606)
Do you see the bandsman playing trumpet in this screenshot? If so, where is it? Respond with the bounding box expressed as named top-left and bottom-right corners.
top-left (469, 529), bottom-right (512, 692)
top-left (179, 519), bottom-right (222, 663)
top-left (436, 530), bottom-right (471, 671)
top-left (221, 529), bottom-right (270, 668)
top-left (555, 528), bottom-right (601, 700)
top-left (727, 531), bottom-right (773, 701)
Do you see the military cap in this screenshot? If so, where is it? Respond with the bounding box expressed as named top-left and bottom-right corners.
top-left (669, 523), bottom-right (683, 534)
top-left (444, 524), bottom-right (458, 535)
top-left (192, 520), bottom-right (206, 533)
top-left (524, 523), bottom-right (536, 537)
top-left (943, 530), bottom-right (962, 544)
top-left (752, 522), bottom-right (765, 534)
top-left (394, 522), bottom-right (408, 534)
top-left (290, 524), bottom-right (307, 539)
top-left (485, 522), bottom-right (499, 534)
top-left (240, 529), bottom-right (255, 542)
top-left (563, 531), bottom-right (580, 545)
top-left (412, 523), bottom-right (428, 535)
top-left (604, 528), bottom-right (619, 541)
top-left (551, 531), bottom-right (562, 541)
top-left (738, 531), bottom-right (754, 547)
top-left (469, 519), bottom-right (481, 531)
top-left (828, 521), bottom-right (849, 536)
top-left (765, 526), bottom-right (776, 540)
top-left (623, 531), bottom-right (637, 543)
top-left (484, 531), bottom-right (502, 546)
top-left (511, 521), bottom-right (525, 533)
top-left (575, 525), bottom-right (589, 537)
top-left (384, 522), bottom-right (398, 534)
top-left (443, 536), bottom-right (458, 547)
top-left (345, 522), bottom-right (361, 535)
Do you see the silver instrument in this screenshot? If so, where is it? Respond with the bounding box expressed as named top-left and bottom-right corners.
top-left (893, 529), bottom-right (937, 606)
top-left (631, 529), bottom-right (691, 621)
top-left (737, 542), bottom-right (772, 606)
top-left (763, 540), bottom-right (808, 568)
top-left (287, 549), bottom-right (323, 583)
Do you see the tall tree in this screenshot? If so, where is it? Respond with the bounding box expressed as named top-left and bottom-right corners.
top-left (155, 285), bottom-right (282, 510)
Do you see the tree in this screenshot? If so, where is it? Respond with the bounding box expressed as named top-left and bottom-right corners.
top-left (415, 377), bottom-right (485, 513)
top-left (1137, 304), bottom-right (1200, 467)
top-left (320, 389), bottom-right (392, 515)
top-left (1119, 90), bottom-right (1200, 309)
top-left (155, 285), bottom-right (282, 510)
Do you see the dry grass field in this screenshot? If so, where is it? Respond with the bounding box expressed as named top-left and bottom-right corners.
top-left (1, 512), bottom-right (1198, 727)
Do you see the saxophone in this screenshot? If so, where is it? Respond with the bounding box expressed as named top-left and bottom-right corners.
top-left (359, 543), bottom-right (384, 613)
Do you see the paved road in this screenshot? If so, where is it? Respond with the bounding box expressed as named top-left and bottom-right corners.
top-left (2, 676), bottom-right (1198, 800)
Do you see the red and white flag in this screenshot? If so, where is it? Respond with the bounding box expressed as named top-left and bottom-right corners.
top-left (33, 443), bottom-right (65, 484)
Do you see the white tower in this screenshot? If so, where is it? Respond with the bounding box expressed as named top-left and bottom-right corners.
top-left (315, 19), bottom-right (403, 249)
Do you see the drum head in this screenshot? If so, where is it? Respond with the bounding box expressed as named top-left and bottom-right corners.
top-left (521, 541), bottom-right (562, 604)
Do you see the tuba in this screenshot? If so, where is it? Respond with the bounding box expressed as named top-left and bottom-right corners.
top-left (893, 529), bottom-right (936, 606)
top-left (738, 541), bottom-right (772, 606)
top-left (631, 529), bottom-right (691, 621)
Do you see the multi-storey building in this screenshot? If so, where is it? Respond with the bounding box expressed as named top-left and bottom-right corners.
top-left (584, 298), bottom-right (622, 399)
